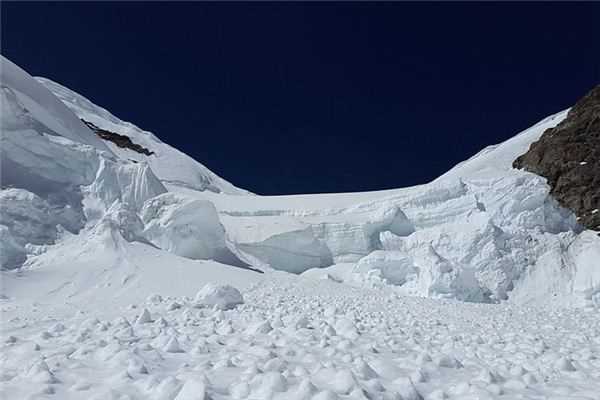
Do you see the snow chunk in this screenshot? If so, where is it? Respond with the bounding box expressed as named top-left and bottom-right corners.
top-left (135, 308), bottom-right (153, 325)
top-left (164, 336), bottom-right (184, 353)
top-left (354, 251), bottom-right (418, 286)
top-left (195, 283), bottom-right (244, 310)
top-left (141, 193), bottom-right (237, 263)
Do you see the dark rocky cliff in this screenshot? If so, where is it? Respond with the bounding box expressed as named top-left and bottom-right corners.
top-left (82, 119), bottom-right (155, 156)
top-left (513, 85), bottom-right (600, 230)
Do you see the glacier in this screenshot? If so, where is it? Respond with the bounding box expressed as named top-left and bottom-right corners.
top-left (2, 54), bottom-right (600, 400)
top-left (2, 54), bottom-right (599, 308)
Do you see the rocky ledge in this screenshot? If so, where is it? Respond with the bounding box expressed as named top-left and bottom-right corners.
top-left (82, 119), bottom-right (155, 156)
top-left (514, 85), bottom-right (600, 230)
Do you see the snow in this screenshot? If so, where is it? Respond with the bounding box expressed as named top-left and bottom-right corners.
top-left (194, 283), bottom-right (244, 310)
top-left (1, 56), bottom-right (109, 151)
top-left (178, 152), bottom-right (584, 303)
top-left (3, 274), bottom-right (599, 400)
top-left (140, 193), bottom-right (242, 265)
top-left (36, 76), bottom-right (249, 196)
top-left (2, 55), bottom-right (600, 399)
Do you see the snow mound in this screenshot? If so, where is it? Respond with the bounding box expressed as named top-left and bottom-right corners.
top-left (194, 283), bottom-right (244, 310)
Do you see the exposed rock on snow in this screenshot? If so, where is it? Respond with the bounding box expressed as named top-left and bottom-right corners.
top-left (82, 118), bottom-right (155, 156)
top-left (514, 84), bottom-right (600, 230)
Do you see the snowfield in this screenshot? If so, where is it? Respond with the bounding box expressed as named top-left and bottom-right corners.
top-left (2, 274), bottom-right (599, 400)
top-left (2, 54), bottom-right (600, 399)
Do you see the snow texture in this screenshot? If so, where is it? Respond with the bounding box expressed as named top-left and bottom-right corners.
top-left (2, 274), bottom-right (600, 400)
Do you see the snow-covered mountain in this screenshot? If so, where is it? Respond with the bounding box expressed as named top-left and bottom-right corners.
top-left (2, 55), bottom-right (600, 400)
top-left (2, 54), bottom-right (599, 307)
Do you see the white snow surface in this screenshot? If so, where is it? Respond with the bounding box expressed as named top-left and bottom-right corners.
top-left (2, 274), bottom-right (600, 400)
top-left (0, 57), bottom-right (110, 152)
top-left (194, 283), bottom-right (244, 310)
top-left (35, 76), bottom-right (249, 196)
top-left (2, 56), bottom-right (600, 399)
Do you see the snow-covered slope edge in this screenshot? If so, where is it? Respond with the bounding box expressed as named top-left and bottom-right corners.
top-left (35, 77), bottom-right (250, 195)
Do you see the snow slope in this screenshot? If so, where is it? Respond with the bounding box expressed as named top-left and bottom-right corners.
top-left (0, 57), bottom-right (109, 152)
top-left (36, 77), bottom-right (249, 195)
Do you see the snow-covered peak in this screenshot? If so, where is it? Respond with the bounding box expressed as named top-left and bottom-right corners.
top-left (35, 76), bottom-right (250, 195)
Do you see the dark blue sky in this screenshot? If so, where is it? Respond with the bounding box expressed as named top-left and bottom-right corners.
top-left (2, 3), bottom-right (599, 194)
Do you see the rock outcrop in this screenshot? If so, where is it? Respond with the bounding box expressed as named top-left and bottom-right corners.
top-left (82, 119), bottom-right (155, 156)
top-left (513, 85), bottom-right (600, 230)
